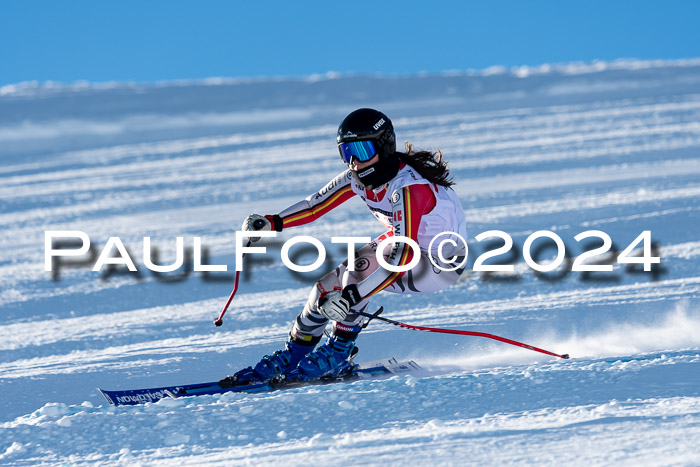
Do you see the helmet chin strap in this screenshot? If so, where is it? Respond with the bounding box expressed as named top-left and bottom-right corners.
top-left (350, 153), bottom-right (401, 190)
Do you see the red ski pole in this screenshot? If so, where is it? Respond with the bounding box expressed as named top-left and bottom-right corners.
top-left (214, 219), bottom-right (266, 327)
top-left (213, 266), bottom-right (243, 327)
top-left (358, 308), bottom-right (569, 359)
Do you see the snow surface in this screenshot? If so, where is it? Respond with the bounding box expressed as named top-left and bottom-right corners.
top-left (1, 59), bottom-right (700, 465)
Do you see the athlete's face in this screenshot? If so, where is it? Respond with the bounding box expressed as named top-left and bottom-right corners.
top-left (348, 154), bottom-right (379, 171)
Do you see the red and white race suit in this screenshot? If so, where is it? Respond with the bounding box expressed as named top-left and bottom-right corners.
top-left (269, 164), bottom-right (468, 341)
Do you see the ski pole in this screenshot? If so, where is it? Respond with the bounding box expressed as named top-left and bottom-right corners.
top-left (213, 219), bottom-right (266, 327)
top-left (358, 308), bottom-right (569, 359)
top-left (213, 261), bottom-right (245, 327)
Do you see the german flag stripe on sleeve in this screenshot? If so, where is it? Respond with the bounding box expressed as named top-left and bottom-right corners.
top-left (283, 184), bottom-right (355, 228)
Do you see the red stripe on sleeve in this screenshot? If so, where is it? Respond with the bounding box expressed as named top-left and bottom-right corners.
top-left (283, 185), bottom-right (355, 228)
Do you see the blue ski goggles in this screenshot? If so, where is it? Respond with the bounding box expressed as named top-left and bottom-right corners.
top-left (338, 140), bottom-right (377, 164)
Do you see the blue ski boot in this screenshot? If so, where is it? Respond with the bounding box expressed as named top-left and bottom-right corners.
top-left (220, 337), bottom-right (317, 387)
top-left (290, 333), bottom-right (358, 382)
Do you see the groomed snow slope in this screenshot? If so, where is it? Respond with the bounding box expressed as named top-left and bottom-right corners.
top-left (1, 60), bottom-right (700, 465)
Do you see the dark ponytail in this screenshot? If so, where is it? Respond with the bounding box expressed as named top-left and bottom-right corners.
top-left (396, 142), bottom-right (454, 188)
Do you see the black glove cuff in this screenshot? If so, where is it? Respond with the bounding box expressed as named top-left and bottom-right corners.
top-left (265, 215), bottom-right (284, 232)
top-left (342, 284), bottom-right (362, 307)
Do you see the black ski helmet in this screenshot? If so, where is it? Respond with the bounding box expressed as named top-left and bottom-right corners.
top-left (337, 108), bottom-right (396, 159)
top-left (337, 108), bottom-right (399, 190)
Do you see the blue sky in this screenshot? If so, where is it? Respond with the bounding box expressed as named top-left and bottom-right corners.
top-left (1, 1), bottom-right (699, 86)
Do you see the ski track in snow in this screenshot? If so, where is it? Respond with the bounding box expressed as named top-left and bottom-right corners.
top-left (1, 60), bottom-right (700, 465)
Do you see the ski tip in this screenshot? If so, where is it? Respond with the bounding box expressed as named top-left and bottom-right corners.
top-left (561, 354), bottom-right (570, 359)
top-left (97, 388), bottom-right (115, 405)
top-left (408, 360), bottom-right (422, 369)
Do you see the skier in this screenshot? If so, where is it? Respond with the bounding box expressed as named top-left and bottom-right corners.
top-left (222, 108), bottom-right (467, 385)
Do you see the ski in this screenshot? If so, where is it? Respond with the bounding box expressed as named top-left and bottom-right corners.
top-left (98, 358), bottom-right (420, 406)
